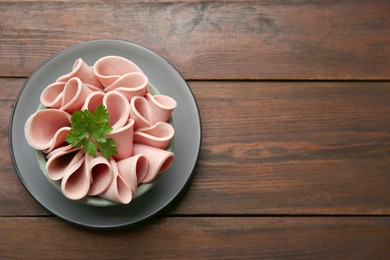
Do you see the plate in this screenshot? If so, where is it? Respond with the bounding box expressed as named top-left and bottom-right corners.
top-left (9, 40), bottom-right (201, 228)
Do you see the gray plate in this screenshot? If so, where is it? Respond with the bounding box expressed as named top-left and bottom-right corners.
top-left (9, 40), bottom-right (201, 229)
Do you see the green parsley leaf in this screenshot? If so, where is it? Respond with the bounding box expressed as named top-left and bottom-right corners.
top-left (84, 139), bottom-right (97, 158)
top-left (94, 104), bottom-right (110, 124)
top-left (97, 139), bottom-right (118, 159)
top-left (65, 104), bottom-right (117, 159)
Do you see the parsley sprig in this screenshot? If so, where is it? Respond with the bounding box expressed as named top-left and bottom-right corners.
top-left (65, 104), bottom-right (117, 159)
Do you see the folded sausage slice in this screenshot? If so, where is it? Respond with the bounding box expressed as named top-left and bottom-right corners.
top-left (133, 143), bottom-right (175, 183)
top-left (130, 95), bottom-right (176, 129)
top-left (61, 154), bottom-right (91, 200)
top-left (103, 72), bottom-right (148, 102)
top-left (40, 81), bottom-right (65, 108)
top-left (25, 109), bottom-right (71, 151)
top-left (94, 56), bottom-right (143, 88)
top-left (82, 91), bottom-right (105, 112)
top-left (99, 158), bottom-right (132, 204)
top-left (117, 154), bottom-right (148, 191)
top-left (129, 96), bottom-right (153, 129)
top-left (57, 58), bottom-right (103, 90)
top-left (134, 122), bottom-right (174, 149)
top-left (146, 94), bottom-right (177, 124)
top-left (107, 119), bottom-right (135, 161)
top-left (103, 91), bottom-right (130, 130)
top-left (86, 154), bottom-right (114, 196)
top-left (45, 146), bottom-right (83, 181)
top-left (60, 77), bottom-right (93, 113)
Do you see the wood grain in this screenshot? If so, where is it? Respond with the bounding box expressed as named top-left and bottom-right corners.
top-left (2, 79), bottom-right (390, 216)
top-left (175, 81), bottom-right (390, 214)
top-left (0, 78), bottom-right (49, 216)
top-left (1, 0), bottom-right (389, 258)
top-left (0, 0), bottom-right (389, 79)
top-left (1, 216), bottom-right (389, 259)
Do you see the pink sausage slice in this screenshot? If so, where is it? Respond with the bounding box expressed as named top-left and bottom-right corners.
top-left (25, 109), bottom-right (71, 151)
top-left (103, 72), bottom-right (148, 102)
top-left (86, 154), bottom-right (114, 196)
top-left (130, 95), bottom-right (176, 129)
top-left (117, 154), bottom-right (148, 190)
top-left (146, 94), bottom-right (177, 124)
top-left (94, 56), bottom-right (143, 88)
top-left (133, 143), bottom-right (175, 183)
top-left (134, 122), bottom-right (174, 149)
top-left (107, 119), bottom-right (134, 161)
top-left (103, 91), bottom-right (130, 130)
top-left (82, 91), bottom-right (105, 112)
top-left (40, 82), bottom-right (66, 108)
top-left (42, 126), bottom-right (71, 154)
top-left (61, 154), bottom-right (91, 200)
top-left (46, 144), bottom-right (75, 160)
top-left (57, 58), bottom-right (103, 90)
top-left (60, 77), bottom-right (93, 113)
top-left (45, 146), bottom-right (83, 181)
top-left (129, 96), bottom-right (152, 129)
top-left (99, 158), bottom-right (132, 204)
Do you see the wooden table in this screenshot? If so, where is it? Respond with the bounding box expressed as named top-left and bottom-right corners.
top-left (1, 1), bottom-right (390, 258)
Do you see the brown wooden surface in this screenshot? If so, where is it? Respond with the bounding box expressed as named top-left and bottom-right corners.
top-left (1, 0), bottom-right (390, 79)
top-left (1, 0), bottom-right (390, 259)
top-left (1, 217), bottom-right (390, 259)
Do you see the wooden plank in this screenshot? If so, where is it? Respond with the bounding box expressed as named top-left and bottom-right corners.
top-left (0, 216), bottom-right (389, 259)
top-left (2, 79), bottom-right (390, 216)
top-left (174, 81), bottom-right (390, 214)
top-left (0, 78), bottom-right (49, 216)
top-left (0, 1), bottom-right (389, 79)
